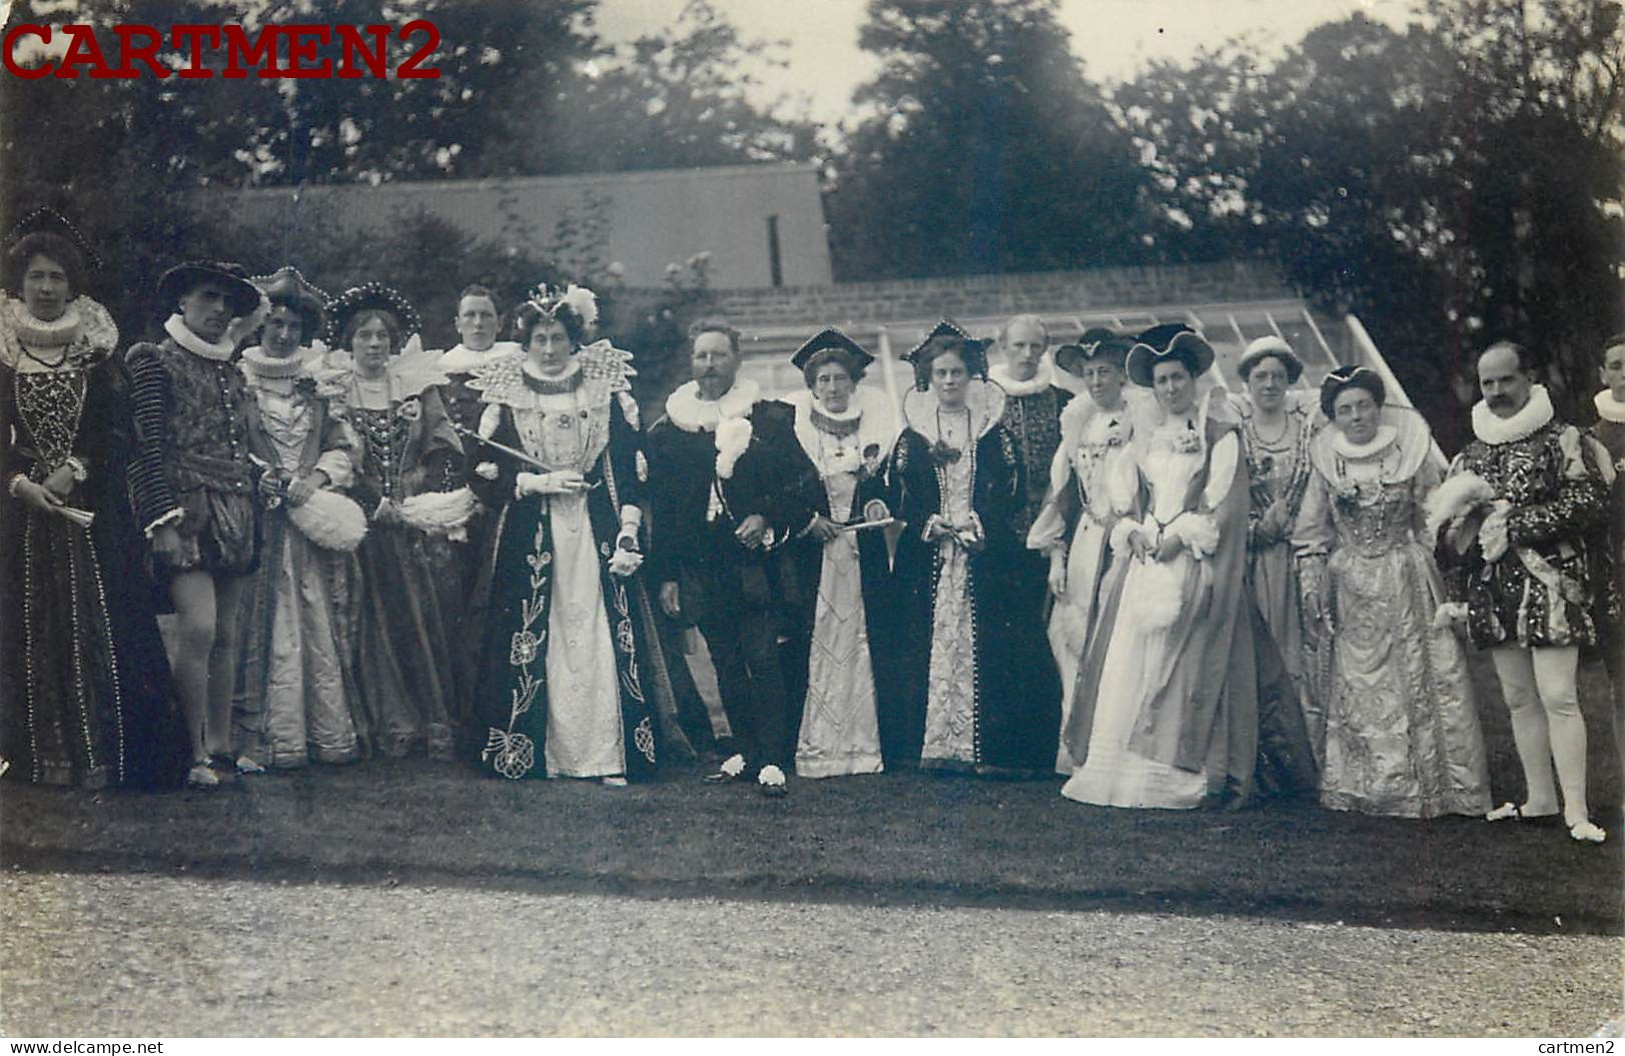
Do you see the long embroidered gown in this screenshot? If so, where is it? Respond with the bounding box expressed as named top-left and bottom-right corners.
top-left (345, 364), bottom-right (462, 758)
top-left (232, 349), bottom-right (361, 767)
top-left (468, 347), bottom-right (657, 780)
top-left (1293, 414), bottom-right (1492, 817)
top-left (1234, 395), bottom-right (1323, 758)
top-left (0, 295), bottom-right (186, 788)
top-left (889, 382), bottom-right (1062, 773)
top-left (783, 387), bottom-right (894, 779)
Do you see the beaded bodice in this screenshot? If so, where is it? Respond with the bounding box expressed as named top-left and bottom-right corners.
top-left (352, 407), bottom-right (411, 499)
top-left (13, 369), bottom-right (86, 467)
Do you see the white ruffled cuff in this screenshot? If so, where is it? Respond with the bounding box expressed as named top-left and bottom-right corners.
top-left (144, 507), bottom-right (184, 538)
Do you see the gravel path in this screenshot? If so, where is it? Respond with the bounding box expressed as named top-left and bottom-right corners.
top-left (3, 872), bottom-right (1619, 1037)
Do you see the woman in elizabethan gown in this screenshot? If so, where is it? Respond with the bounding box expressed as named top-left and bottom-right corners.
top-left (232, 267), bottom-right (364, 770)
top-left (465, 284), bottom-right (657, 783)
top-left (887, 321), bottom-right (1062, 775)
top-left (781, 327), bottom-right (896, 779)
top-left (0, 211), bottom-right (187, 789)
top-left (1028, 332), bottom-right (1141, 773)
top-left (1229, 336), bottom-right (1324, 760)
top-left (1294, 365), bottom-right (1490, 817)
top-left (1060, 324), bottom-right (1315, 809)
top-left (326, 283), bottom-right (469, 760)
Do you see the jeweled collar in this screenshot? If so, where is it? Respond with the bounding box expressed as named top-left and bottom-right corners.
top-left (241, 346), bottom-right (308, 380)
top-left (1594, 389), bottom-right (1625, 424)
top-left (1331, 423), bottom-right (1398, 460)
top-left (521, 359), bottom-right (583, 395)
top-left (665, 377), bottom-right (762, 433)
top-left (1471, 384), bottom-right (1554, 446)
top-left (165, 314), bottom-right (235, 362)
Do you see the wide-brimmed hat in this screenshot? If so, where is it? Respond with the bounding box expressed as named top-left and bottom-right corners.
top-left (1318, 364), bottom-right (1387, 419)
top-left (1055, 328), bottom-right (1133, 377)
top-left (1237, 336), bottom-right (1304, 384)
top-left (253, 266), bottom-right (328, 338)
top-left (324, 282), bottom-right (421, 348)
top-left (791, 326), bottom-right (875, 376)
top-left (157, 260), bottom-right (261, 318)
top-left (1125, 323), bottom-right (1215, 388)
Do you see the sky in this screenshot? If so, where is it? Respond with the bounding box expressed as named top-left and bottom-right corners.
top-left (595, 0), bottom-right (1420, 123)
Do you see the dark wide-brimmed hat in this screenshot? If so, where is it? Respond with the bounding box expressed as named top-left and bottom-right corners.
top-left (324, 282), bottom-right (422, 348)
top-left (791, 326), bottom-right (875, 376)
top-left (1237, 336), bottom-right (1304, 384)
top-left (157, 260), bottom-right (261, 318)
top-left (253, 266), bottom-right (328, 338)
top-left (901, 319), bottom-right (989, 388)
top-left (1125, 323), bottom-right (1216, 388)
top-left (1055, 328), bottom-right (1133, 377)
top-left (1318, 364), bottom-right (1387, 419)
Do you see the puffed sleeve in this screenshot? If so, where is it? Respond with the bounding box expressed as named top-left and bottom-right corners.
top-left (313, 401), bottom-right (356, 490)
top-left (1292, 467), bottom-right (1335, 558)
top-left (123, 344), bottom-right (185, 536)
top-left (1504, 426), bottom-right (1609, 548)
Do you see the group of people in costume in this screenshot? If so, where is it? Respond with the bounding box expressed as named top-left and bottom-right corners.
top-left (2, 208), bottom-right (1620, 845)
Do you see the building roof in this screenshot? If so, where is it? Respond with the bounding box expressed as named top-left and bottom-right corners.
top-left (219, 163), bottom-right (833, 290)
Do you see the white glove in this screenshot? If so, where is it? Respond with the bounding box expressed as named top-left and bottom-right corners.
top-left (1432, 602), bottom-right (1468, 631)
top-left (474, 461), bottom-right (499, 481)
top-left (1479, 502), bottom-right (1511, 563)
top-left (516, 470), bottom-right (586, 498)
top-left (607, 548), bottom-right (644, 578)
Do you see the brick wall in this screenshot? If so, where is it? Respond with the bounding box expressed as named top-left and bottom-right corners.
top-left (696, 260), bottom-right (1294, 328)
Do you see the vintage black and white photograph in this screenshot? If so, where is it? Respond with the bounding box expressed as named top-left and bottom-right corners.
top-left (0, 0), bottom-right (1620, 1039)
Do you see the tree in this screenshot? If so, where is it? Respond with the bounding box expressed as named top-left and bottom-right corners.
top-left (539, 0), bottom-right (819, 174)
top-left (1120, 5), bottom-right (1624, 449)
top-left (825, 0), bottom-right (1152, 280)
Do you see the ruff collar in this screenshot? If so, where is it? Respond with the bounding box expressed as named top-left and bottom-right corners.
top-left (991, 353), bottom-right (1085, 398)
top-left (1311, 407), bottom-right (1431, 485)
top-left (165, 314), bottom-right (236, 362)
top-left (1593, 389), bottom-right (1625, 424)
top-left (902, 379), bottom-right (1007, 446)
top-left (0, 294), bottom-right (118, 368)
top-left (1331, 424), bottom-right (1398, 460)
top-left (990, 360), bottom-right (1054, 398)
top-left (240, 346), bottom-right (309, 380)
top-left (1471, 384), bottom-right (1555, 446)
top-left (439, 340), bottom-right (520, 375)
top-left (665, 377), bottom-right (762, 433)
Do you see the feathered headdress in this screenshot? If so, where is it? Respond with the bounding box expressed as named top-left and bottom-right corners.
top-left (526, 282), bottom-right (599, 331)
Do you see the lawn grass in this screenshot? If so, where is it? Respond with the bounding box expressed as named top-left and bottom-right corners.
top-left (3, 657), bottom-right (1620, 936)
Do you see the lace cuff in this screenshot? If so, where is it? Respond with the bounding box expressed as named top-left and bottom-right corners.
top-left (7, 472), bottom-right (29, 498)
top-left (1109, 516), bottom-right (1146, 555)
top-left (144, 507), bottom-right (184, 537)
